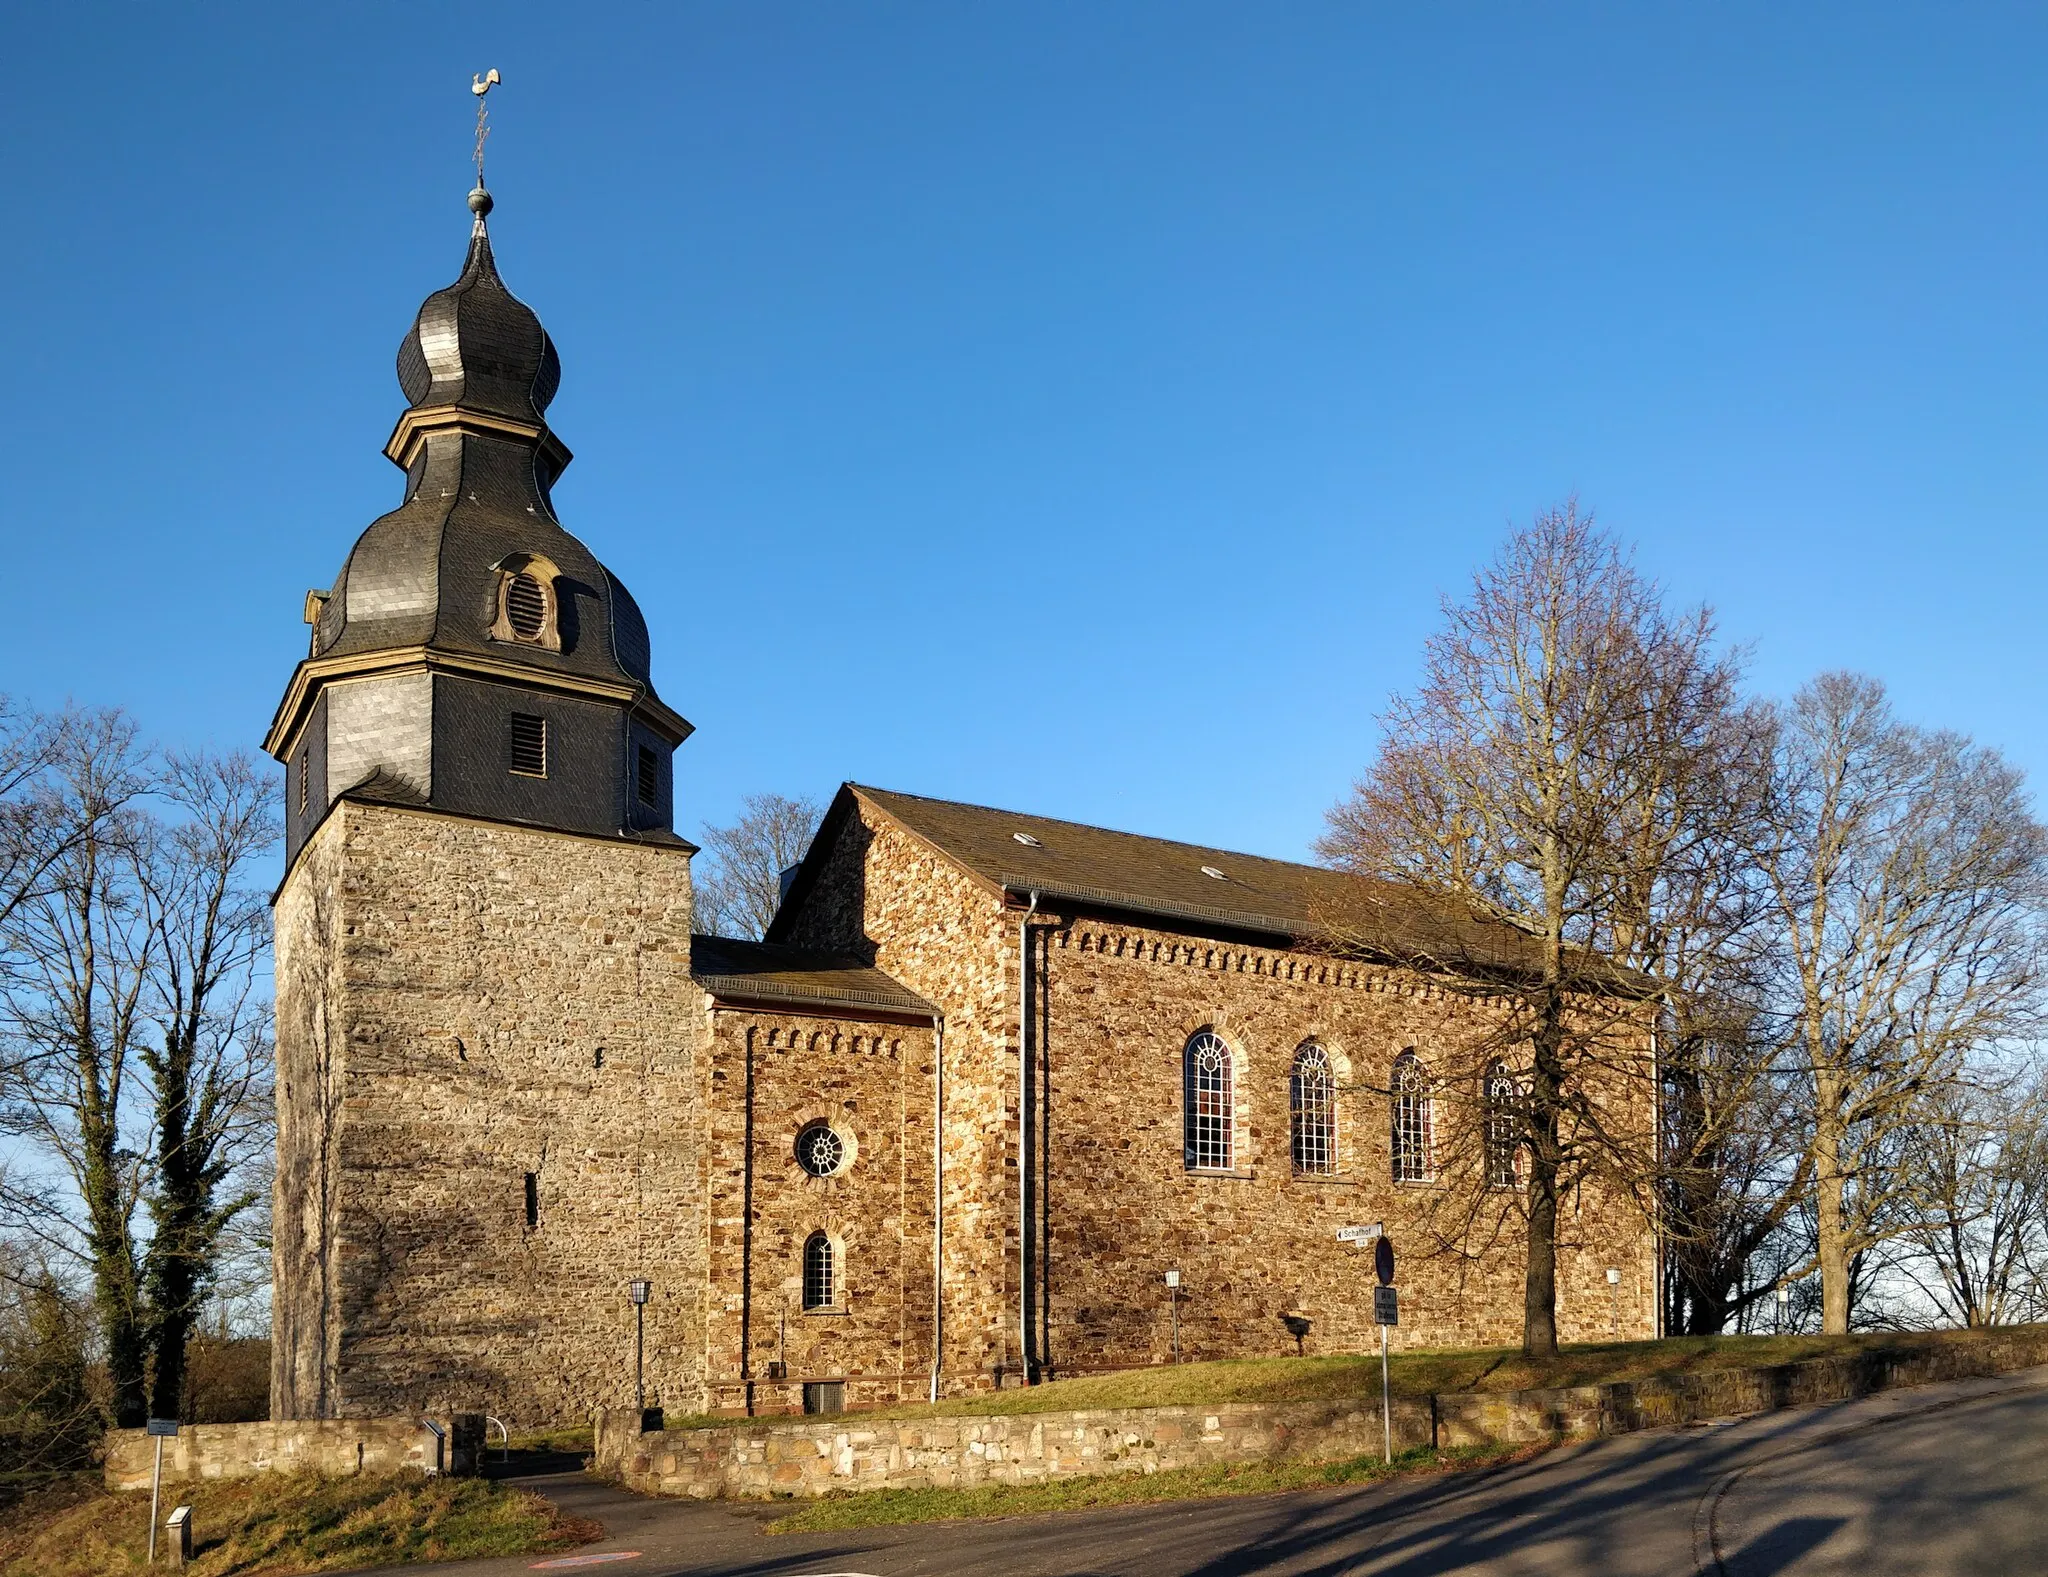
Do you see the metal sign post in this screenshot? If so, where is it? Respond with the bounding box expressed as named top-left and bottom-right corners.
top-left (1339, 1227), bottom-right (1397, 1463)
top-left (1373, 1238), bottom-right (1397, 1463)
top-left (1165, 1270), bottom-right (1181, 1363)
top-left (144, 1418), bottom-right (179, 1563)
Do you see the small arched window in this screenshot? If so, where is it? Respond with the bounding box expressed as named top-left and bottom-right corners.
top-left (801, 1231), bottom-right (837, 1310)
top-left (490, 554), bottom-right (562, 650)
top-left (1291, 1042), bottom-right (1336, 1176)
top-left (1485, 1061), bottom-right (1521, 1188)
top-left (1184, 1030), bottom-right (1235, 1172)
top-left (1390, 1051), bottom-right (1434, 1184)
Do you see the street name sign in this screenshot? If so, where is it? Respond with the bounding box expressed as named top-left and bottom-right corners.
top-left (1336, 1223), bottom-right (1383, 1244)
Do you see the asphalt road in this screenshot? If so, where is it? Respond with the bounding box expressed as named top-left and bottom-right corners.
top-left (357, 1364), bottom-right (2048, 1577)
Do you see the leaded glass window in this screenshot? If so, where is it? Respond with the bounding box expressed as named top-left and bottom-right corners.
top-left (1390, 1051), bottom-right (1434, 1183)
top-left (1291, 1042), bottom-right (1336, 1176)
top-left (795, 1123), bottom-right (846, 1178)
top-left (801, 1231), bottom-right (836, 1310)
top-left (1184, 1030), bottom-right (1234, 1171)
top-left (1485, 1061), bottom-right (1521, 1188)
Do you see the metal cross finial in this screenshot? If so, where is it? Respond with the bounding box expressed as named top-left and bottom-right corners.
top-left (471, 69), bottom-right (501, 190)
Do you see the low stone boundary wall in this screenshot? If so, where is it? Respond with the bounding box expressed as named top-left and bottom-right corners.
top-left (597, 1327), bottom-right (2048, 1501)
top-left (104, 1414), bottom-right (485, 1491)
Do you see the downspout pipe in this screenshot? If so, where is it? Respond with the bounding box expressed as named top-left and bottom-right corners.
top-left (929, 1011), bottom-right (945, 1404)
top-left (1018, 889), bottom-right (1040, 1384)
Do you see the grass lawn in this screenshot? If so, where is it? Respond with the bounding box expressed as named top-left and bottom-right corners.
top-left (654, 1325), bottom-right (2040, 1435)
top-left (764, 1440), bottom-right (1551, 1533)
top-left (0, 1469), bottom-right (597, 1577)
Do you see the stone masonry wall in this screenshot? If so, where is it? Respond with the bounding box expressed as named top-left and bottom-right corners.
top-left (777, 804), bottom-right (1020, 1390)
top-left (104, 1414), bottom-right (485, 1491)
top-left (1027, 912), bottom-right (1655, 1366)
top-left (699, 1005), bottom-right (941, 1414)
top-left (272, 818), bottom-right (349, 1419)
top-left (270, 802), bottom-right (702, 1427)
top-left (776, 793), bottom-right (1654, 1386)
top-left (597, 1328), bottom-right (2048, 1500)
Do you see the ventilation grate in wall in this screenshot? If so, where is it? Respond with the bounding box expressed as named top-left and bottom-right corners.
top-left (510, 713), bottom-right (548, 777)
top-left (506, 572), bottom-right (547, 639)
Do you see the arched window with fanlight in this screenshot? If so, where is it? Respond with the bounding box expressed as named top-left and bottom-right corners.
top-left (1290, 1041), bottom-right (1337, 1176)
top-left (1390, 1051), bottom-right (1434, 1183)
top-left (1484, 1061), bottom-right (1522, 1188)
top-left (489, 553), bottom-right (563, 651)
top-left (1184, 1030), bottom-right (1235, 1172)
top-left (801, 1231), bottom-right (837, 1311)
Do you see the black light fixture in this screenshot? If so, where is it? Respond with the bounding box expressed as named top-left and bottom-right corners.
top-left (628, 1280), bottom-right (653, 1416)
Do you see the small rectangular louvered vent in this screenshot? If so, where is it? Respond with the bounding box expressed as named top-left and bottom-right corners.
top-left (510, 713), bottom-right (548, 777)
top-left (636, 744), bottom-right (658, 807)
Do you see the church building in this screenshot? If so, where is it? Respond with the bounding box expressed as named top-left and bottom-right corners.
top-left (264, 179), bottom-right (1657, 1428)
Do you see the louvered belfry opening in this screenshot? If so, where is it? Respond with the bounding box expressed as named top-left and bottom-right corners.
top-left (505, 571), bottom-right (548, 640)
top-left (510, 713), bottom-right (548, 777)
top-left (636, 744), bottom-right (659, 807)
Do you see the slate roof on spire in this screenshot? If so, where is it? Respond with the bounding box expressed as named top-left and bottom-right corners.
top-left (272, 194), bottom-right (677, 730)
top-left (395, 209), bottom-right (563, 424)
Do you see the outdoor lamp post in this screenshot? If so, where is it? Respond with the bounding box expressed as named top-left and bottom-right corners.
top-left (629, 1279), bottom-right (652, 1412)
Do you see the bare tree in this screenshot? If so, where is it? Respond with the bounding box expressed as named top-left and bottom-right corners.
top-left (0, 709), bottom-right (156, 1424)
top-left (140, 751), bottom-right (277, 1419)
top-left (1876, 1067), bottom-right (2048, 1328)
top-left (0, 1241), bottom-right (98, 1476)
top-left (0, 698), bottom-right (67, 940)
top-left (694, 792), bottom-right (825, 940)
top-left (1753, 674), bottom-right (2047, 1334)
top-left (0, 711), bottom-right (277, 1425)
top-left (1318, 503), bottom-right (1754, 1355)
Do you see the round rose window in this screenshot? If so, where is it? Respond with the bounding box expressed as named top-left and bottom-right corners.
top-left (795, 1122), bottom-right (847, 1178)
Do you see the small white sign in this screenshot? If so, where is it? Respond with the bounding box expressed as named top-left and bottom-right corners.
top-left (1164, 1269), bottom-right (1181, 1288)
top-left (1336, 1223), bottom-right (1384, 1245)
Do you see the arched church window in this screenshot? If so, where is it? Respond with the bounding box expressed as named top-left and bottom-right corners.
top-left (1391, 1051), bottom-right (1434, 1184)
top-left (1291, 1042), bottom-right (1336, 1176)
top-left (1184, 1029), bottom-right (1235, 1172)
top-left (802, 1231), bottom-right (837, 1310)
top-left (1485, 1061), bottom-right (1522, 1188)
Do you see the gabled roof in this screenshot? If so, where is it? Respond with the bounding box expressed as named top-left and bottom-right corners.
top-left (772, 784), bottom-right (1561, 981)
top-left (691, 934), bottom-right (935, 1019)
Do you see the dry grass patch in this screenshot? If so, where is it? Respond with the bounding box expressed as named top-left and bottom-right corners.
top-left (0, 1469), bottom-right (596, 1577)
top-left (825, 1326), bottom-right (2047, 1422)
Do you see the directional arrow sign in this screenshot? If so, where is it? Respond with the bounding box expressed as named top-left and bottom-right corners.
top-left (1336, 1223), bottom-right (1384, 1245)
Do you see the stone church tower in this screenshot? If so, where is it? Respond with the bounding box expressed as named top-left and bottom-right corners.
top-left (264, 185), bottom-right (701, 1423)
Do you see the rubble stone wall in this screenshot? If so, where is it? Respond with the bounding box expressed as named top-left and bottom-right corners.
top-left (774, 792), bottom-right (1655, 1392)
top-left (775, 807), bottom-right (1020, 1389)
top-left (598, 1330), bottom-right (2048, 1500)
top-left (269, 802), bottom-right (702, 1427)
top-left (104, 1414), bottom-right (485, 1491)
top-left (700, 1005), bottom-right (942, 1415)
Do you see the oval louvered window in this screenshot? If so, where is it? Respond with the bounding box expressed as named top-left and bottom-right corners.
top-left (505, 572), bottom-right (547, 639)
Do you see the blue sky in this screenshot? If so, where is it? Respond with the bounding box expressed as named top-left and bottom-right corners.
top-left (4, 4), bottom-right (2044, 878)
